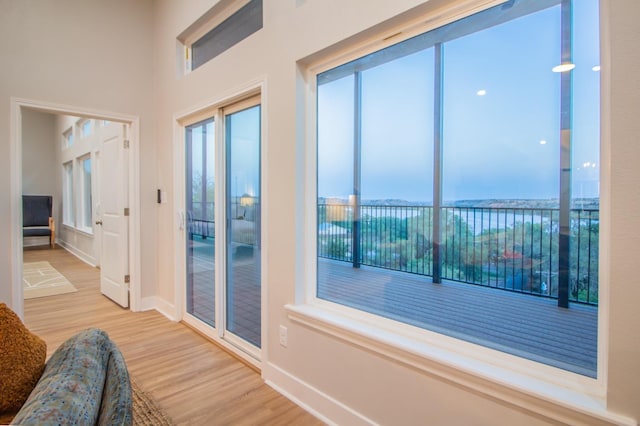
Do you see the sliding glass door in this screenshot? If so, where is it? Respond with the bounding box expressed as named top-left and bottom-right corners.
top-left (183, 96), bottom-right (262, 356)
top-left (186, 118), bottom-right (216, 326)
top-left (225, 101), bottom-right (261, 348)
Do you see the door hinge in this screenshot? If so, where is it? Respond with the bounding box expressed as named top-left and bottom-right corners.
top-left (124, 207), bottom-right (130, 216)
top-left (124, 139), bottom-right (130, 149)
top-left (124, 275), bottom-right (130, 284)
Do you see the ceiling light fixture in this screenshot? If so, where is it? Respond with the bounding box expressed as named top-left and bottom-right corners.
top-left (552, 63), bottom-right (576, 73)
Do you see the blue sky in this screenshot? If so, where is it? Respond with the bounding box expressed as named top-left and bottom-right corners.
top-left (228, 106), bottom-right (261, 199)
top-left (189, 105), bottom-right (261, 202)
top-left (318, 0), bottom-right (600, 203)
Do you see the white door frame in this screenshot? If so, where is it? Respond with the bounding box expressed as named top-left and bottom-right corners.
top-left (9, 97), bottom-right (141, 318)
top-left (172, 79), bottom-right (266, 369)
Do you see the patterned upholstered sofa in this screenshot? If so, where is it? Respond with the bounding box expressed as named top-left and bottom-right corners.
top-left (12, 328), bottom-right (132, 425)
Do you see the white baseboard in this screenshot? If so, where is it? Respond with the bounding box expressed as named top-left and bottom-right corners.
top-left (263, 362), bottom-right (374, 426)
top-left (23, 237), bottom-right (52, 248)
top-left (140, 296), bottom-right (180, 322)
top-left (56, 240), bottom-right (97, 267)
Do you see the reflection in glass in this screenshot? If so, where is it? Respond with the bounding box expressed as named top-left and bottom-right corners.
top-left (226, 105), bottom-right (261, 348)
top-left (186, 118), bottom-right (216, 326)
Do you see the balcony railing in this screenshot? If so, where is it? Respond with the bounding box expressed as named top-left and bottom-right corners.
top-left (188, 201), bottom-right (215, 239)
top-left (318, 203), bottom-right (599, 305)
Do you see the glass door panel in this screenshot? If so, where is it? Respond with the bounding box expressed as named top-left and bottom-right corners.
top-left (225, 104), bottom-right (261, 348)
top-left (186, 118), bottom-right (216, 326)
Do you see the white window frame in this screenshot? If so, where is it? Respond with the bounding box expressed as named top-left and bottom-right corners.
top-left (174, 82), bottom-right (265, 370)
top-left (63, 127), bottom-right (73, 149)
top-left (79, 119), bottom-right (92, 139)
top-left (78, 154), bottom-right (93, 234)
top-left (286, 1), bottom-right (629, 424)
top-left (62, 161), bottom-right (74, 226)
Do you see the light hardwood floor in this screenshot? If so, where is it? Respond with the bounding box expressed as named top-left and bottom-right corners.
top-left (22, 246), bottom-right (324, 426)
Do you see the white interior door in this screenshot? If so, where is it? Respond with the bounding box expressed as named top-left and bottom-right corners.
top-left (93, 151), bottom-right (102, 266)
top-left (98, 123), bottom-right (129, 307)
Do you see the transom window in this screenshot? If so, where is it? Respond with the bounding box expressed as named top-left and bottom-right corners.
top-left (316, 0), bottom-right (599, 377)
top-left (179, 0), bottom-right (263, 73)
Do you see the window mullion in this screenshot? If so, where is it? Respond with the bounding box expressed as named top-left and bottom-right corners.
top-left (432, 43), bottom-right (444, 283)
top-left (352, 71), bottom-right (362, 269)
top-left (558, 0), bottom-right (573, 308)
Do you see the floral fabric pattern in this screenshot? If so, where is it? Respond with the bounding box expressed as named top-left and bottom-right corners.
top-left (12, 328), bottom-right (132, 425)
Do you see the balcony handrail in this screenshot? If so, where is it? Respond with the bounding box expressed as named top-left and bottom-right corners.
top-left (318, 202), bottom-right (599, 306)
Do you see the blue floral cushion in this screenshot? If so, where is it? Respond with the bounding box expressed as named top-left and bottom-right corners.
top-left (12, 328), bottom-right (132, 425)
top-left (97, 342), bottom-right (132, 425)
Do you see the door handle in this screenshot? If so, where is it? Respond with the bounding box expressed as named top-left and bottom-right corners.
top-left (95, 220), bottom-right (103, 225)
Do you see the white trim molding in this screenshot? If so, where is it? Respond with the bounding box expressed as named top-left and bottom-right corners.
top-left (10, 97), bottom-right (142, 316)
top-left (286, 303), bottom-right (635, 426)
top-left (140, 296), bottom-right (180, 322)
top-left (56, 240), bottom-right (97, 268)
top-left (263, 362), bottom-right (373, 426)
top-left (10, 98), bottom-right (25, 318)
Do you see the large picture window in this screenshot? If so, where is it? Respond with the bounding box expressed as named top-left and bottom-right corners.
top-left (316, 0), bottom-right (599, 377)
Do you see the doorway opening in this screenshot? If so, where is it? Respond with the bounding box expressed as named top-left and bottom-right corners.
top-left (10, 98), bottom-right (141, 317)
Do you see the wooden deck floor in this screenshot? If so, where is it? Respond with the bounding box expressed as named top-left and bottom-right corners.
top-left (185, 237), bottom-right (598, 377)
top-left (22, 246), bottom-right (322, 426)
top-left (187, 237), bottom-right (261, 347)
top-left (318, 258), bottom-right (598, 377)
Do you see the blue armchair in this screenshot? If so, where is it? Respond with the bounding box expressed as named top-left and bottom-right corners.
top-left (22, 195), bottom-right (55, 248)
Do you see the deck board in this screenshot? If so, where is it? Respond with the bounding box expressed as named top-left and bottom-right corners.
top-left (318, 258), bottom-right (598, 377)
top-left (184, 236), bottom-right (597, 376)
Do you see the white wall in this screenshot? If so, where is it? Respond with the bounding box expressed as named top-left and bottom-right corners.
top-left (21, 109), bottom-right (59, 248)
top-left (605, 0), bottom-right (640, 416)
top-left (0, 0), bottom-right (157, 304)
top-left (151, 0), bottom-right (639, 424)
top-left (21, 109), bottom-right (57, 198)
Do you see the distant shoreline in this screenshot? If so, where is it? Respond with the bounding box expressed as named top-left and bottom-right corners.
top-left (319, 197), bottom-right (600, 209)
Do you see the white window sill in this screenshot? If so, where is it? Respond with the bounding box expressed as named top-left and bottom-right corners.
top-left (62, 224), bottom-right (93, 237)
top-left (77, 226), bottom-right (94, 236)
top-left (285, 302), bottom-right (633, 426)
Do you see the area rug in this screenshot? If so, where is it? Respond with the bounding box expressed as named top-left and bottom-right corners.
top-left (22, 261), bottom-right (77, 299)
top-left (132, 377), bottom-right (174, 426)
